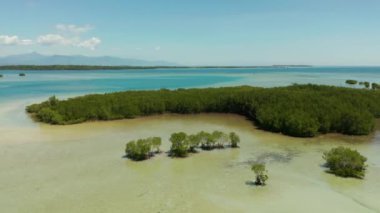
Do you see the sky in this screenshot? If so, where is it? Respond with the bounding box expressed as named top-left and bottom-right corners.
top-left (0, 0), bottom-right (380, 66)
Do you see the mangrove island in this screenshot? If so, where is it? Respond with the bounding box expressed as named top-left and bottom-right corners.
top-left (26, 84), bottom-right (380, 137)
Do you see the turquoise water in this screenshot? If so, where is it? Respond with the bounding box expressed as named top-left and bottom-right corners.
top-left (1, 67), bottom-right (380, 102)
top-left (1, 67), bottom-right (380, 212)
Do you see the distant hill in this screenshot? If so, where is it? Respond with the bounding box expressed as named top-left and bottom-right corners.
top-left (0, 52), bottom-right (178, 66)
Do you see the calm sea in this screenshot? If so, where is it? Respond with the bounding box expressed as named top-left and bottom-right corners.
top-left (1, 67), bottom-right (380, 102)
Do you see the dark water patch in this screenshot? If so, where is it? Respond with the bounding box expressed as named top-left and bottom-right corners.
top-left (245, 180), bottom-right (265, 187)
top-left (230, 149), bottom-right (300, 168)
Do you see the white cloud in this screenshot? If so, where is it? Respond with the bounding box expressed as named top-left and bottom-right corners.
top-left (56, 24), bottom-right (93, 34)
top-left (37, 34), bottom-right (75, 46)
top-left (1, 24), bottom-right (100, 50)
top-left (37, 34), bottom-right (101, 50)
top-left (77, 37), bottom-right (101, 50)
top-left (155, 46), bottom-right (161, 51)
top-left (0, 35), bottom-right (33, 45)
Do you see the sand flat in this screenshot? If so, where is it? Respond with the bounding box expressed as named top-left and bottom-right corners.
top-left (1, 112), bottom-right (380, 213)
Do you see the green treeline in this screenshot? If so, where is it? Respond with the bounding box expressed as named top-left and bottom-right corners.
top-left (27, 84), bottom-right (380, 137)
top-left (169, 131), bottom-right (240, 157)
top-left (345, 79), bottom-right (380, 90)
top-left (124, 131), bottom-right (239, 161)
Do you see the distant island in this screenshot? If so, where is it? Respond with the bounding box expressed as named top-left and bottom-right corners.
top-left (0, 52), bottom-right (177, 66)
top-left (0, 52), bottom-right (312, 70)
top-left (0, 65), bottom-right (312, 70)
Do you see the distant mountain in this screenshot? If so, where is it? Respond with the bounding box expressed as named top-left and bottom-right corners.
top-left (0, 52), bottom-right (178, 66)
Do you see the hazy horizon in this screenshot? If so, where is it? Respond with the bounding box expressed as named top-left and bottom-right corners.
top-left (1, 0), bottom-right (380, 66)
top-left (1, 52), bottom-right (380, 67)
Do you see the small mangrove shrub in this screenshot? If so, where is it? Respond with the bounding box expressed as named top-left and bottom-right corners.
top-left (126, 131), bottom-right (241, 161)
top-left (359, 81), bottom-right (370, 89)
top-left (251, 163), bottom-right (269, 186)
top-left (169, 132), bottom-right (189, 157)
top-left (349, 80), bottom-right (380, 90)
top-left (186, 134), bottom-right (201, 153)
top-left (169, 131), bottom-right (241, 157)
top-left (19, 73), bottom-right (26, 77)
top-left (125, 137), bottom-right (162, 161)
top-left (151, 137), bottom-right (162, 153)
top-left (323, 146), bottom-right (367, 179)
top-left (372, 83), bottom-right (380, 90)
top-left (345, 79), bottom-right (358, 85)
top-left (198, 130), bottom-right (231, 150)
top-left (229, 132), bottom-right (240, 148)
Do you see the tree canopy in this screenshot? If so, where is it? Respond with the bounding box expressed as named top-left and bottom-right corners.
top-left (251, 163), bottom-right (269, 186)
top-left (125, 137), bottom-right (162, 161)
top-left (169, 132), bottom-right (189, 157)
top-left (27, 84), bottom-right (380, 137)
top-left (229, 132), bottom-right (240, 148)
top-left (323, 147), bottom-right (367, 179)
top-left (345, 79), bottom-right (358, 85)
top-left (169, 131), bottom-right (241, 157)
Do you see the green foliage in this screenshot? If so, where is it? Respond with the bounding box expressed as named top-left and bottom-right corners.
top-left (345, 80), bottom-right (358, 85)
top-left (372, 83), bottom-right (380, 90)
top-left (0, 74), bottom-right (3, 78)
top-left (229, 132), bottom-right (240, 148)
top-left (198, 131), bottom-right (213, 150)
top-left (251, 163), bottom-right (269, 185)
top-left (219, 131), bottom-right (230, 148)
top-left (359, 81), bottom-right (370, 89)
top-left (282, 110), bottom-right (319, 137)
top-left (125, 137), bottom-right (162, 161)
top-left (19, 73), bottom-right (26, 77)
top-left (27, 85), bottom-right (380, 137)
top-left (186, 134), bottom-right (201, 152)
top-left (169, 132), bottom-right (189, 157)
top-left (211, 131), bottom-right (224, 148)
top-left (48, 96), bottom-right (59, 106)
top-left (340, 111), bottom-right (375, 135)
top-left (169, 131), bottom-right (241, 157)
top-left (195, 130), bottom-right (230, 149)
top-left (323, 147), bottom-right (367, 179)
top-left (151, 137), bottom-right (162, 153)
top-left (36, 108), bottom-right (63, 124)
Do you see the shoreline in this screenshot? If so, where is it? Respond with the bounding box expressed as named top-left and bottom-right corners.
top-left (34, 113), bottom-right (380, 144)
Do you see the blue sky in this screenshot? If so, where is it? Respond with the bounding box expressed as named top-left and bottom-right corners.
top-left (0, 0), bottom-right (380, 65)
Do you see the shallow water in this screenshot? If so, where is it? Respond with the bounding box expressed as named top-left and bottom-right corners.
top-left (1, 67), bottom-right (380, 102)
top-left (1, 67), bottom-right (380, 212)
top-left (0, 114), bottom-right (380, 213)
